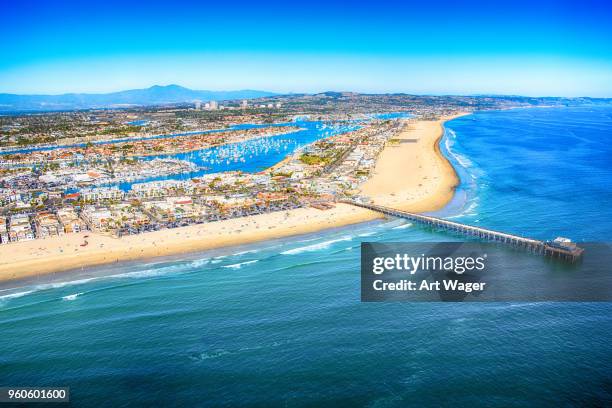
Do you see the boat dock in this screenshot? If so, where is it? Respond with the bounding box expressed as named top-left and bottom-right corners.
top-left (343, 200), bottom-right (584, 262)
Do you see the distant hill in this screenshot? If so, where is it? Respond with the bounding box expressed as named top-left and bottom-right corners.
top-left (0, 85), bottom-right (277, 112)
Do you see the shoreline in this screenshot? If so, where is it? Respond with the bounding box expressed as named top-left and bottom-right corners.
top-left (0, 113), bottom-right (468, 283)
top-left (359, 114), bottom-right (463, 212)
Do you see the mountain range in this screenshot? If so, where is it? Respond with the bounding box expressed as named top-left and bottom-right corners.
top-left (0, 85), bottom-right (277, 112)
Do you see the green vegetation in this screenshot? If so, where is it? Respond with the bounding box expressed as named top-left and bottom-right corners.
top-left (42, 162), bottom-right (61, 172)
top-left (9, 135), bottom-right (55, 146)
top-left (100, 125), bottom-right (142, 136)
top-left (299, 153), bottom-right (330, 166)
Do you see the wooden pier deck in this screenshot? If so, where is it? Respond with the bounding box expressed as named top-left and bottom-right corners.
top-left (344, 200), bottom-right (584, 262)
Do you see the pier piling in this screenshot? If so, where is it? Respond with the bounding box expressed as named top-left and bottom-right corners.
top-left (343, 200), bottom-right (584, 262)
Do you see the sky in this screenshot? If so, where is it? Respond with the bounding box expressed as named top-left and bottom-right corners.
top-left (1, 0), bottom-right (611, 97)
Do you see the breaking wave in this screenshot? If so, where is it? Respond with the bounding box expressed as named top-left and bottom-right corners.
top-left (62, 292), bottom-right (83, 301)
top-left (280, 236), bottom-right (353, 255)
top-left (0, 290), bottom-right (34, 301)
top-left (222, 260), bottom-right (259, 269)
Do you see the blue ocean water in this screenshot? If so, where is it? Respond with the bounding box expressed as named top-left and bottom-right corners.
top-left (443, 106), bottom-right (612, 241)
top-left (1, 107), bottom-right (612, 406)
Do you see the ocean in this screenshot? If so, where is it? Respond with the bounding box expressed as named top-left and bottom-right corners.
top-left (1, 106), bottom-right (611, 406)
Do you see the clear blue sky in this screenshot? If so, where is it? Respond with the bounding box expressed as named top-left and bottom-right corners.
top-left (1, 0), bottom-right (611, 96)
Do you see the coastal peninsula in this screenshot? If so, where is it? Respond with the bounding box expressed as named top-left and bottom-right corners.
top-left (0, 114), bottom-right (464, 282)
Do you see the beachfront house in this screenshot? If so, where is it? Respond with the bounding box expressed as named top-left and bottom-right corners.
top-left (256, 192), bottom-right (293, 208)
top-left (108, 204), bottom-right (150, 231)
top-left (9, 214), bottom-right (35, 242)
top-left (81, 206), bottom-right (113, 232)
top-left (165, 197), bottom-right (206, 222)
top-left (143, 200), bottom-right (176, 223)
top-left (57, 207), bottom-right (87, 233)
top-left (0, 216), bottom-right (8, 244)
top-left (206, 195), bottom-right (260, 217)
top-left (143, 197), bottom-right (206, 223)
top-left (34, 211), bottom-right (63, 238)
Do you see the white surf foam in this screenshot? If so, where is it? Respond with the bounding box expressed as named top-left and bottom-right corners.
top-left (391, 223), bottom-right (413, 230)
top-left (110, 266), bottom-right (183, 279)
top-left (62, 292), bottom-right (83, 301)
top-left (189, 258), bottom-right (209, 268)
top-left (0, 290), bottom-right (34, 301)
top-left (281, 236), bottom-right (353, 255)
top-left (0, 259), bottom-right (199, 304)
top-left (210, 255), bottom-right (228, 264)
top-left (43, 277), bottom-right (98, 289)
top-left (222, 260), bottom-right (259, 269)
top-left (445, 137), bottom-right (474, 170)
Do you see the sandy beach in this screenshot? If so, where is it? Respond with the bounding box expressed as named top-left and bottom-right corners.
top-left (360, 115), bottom-right (461, 212)
top-left (0, 114), bottom-right (466, 282)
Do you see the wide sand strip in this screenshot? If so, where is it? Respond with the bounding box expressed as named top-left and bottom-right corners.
top-left (360, 115), bottom-right (462, 211)
top-left (0, 114), bottom-right (466, 282)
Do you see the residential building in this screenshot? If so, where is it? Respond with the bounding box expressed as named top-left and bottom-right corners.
top-left (109, 204), bottom-right (150, 229)
top-left (0, 216), bottom-right (8, 244)
top-left (34, 211), bottom-right (63, 238)
top-left (81, 206), bottom-right (113, 232)
top-left (81, 187), bottom-right (124, 202)
top-left (9, 214), bottom-right (34, 242)
top-left (144, 197), bottom-right (206, 223)
top-left (57, 207), bottom-right (87, 233)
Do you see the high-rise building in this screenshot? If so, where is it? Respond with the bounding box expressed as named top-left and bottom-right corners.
top-left (209, 100), bottom-right (218, 110)
top-left (194, 101), bottom-right (202, 110)
top-left (241, 100), bottom-right (248, 109)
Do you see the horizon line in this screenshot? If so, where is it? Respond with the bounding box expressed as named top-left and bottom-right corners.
top-left (1, 84), bottom-right (611, 100)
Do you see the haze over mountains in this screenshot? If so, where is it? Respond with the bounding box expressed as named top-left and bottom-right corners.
top-left (0, 85), bottom-right (277, 112)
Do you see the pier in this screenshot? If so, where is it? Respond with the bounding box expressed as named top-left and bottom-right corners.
top-left (343, 200), bottom-right (584, 262)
